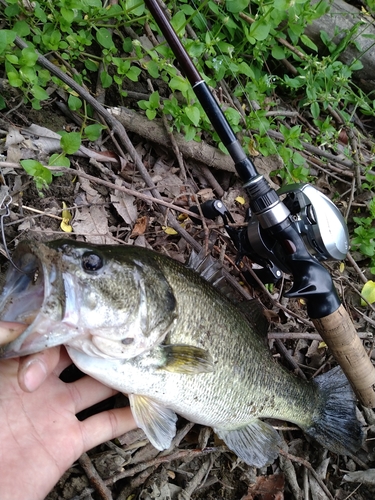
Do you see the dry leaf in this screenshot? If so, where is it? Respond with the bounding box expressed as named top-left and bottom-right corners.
top-left (130, 216), bottom-right (148, 238)
top-left (243, 474), bottom-right (284, 500)
top-left (72, 205), bottom-right (111, 244)
top-left (111, 192), bottom-right (137, 225)
top-left (343, 469), bottom-right (375, 485)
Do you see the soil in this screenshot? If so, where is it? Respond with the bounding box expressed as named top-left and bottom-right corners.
top-left (1, 58), bottom-right (375, 500)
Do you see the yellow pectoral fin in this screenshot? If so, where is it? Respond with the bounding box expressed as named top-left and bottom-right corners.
top-left (159, 344), bottom-right (214, 374)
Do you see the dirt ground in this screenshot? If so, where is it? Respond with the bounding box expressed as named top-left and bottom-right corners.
top-left (1, 59), bottom-right (375, 500)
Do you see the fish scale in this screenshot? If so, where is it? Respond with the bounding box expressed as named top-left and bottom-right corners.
top-left (0, 239), bottom-right (364, 467)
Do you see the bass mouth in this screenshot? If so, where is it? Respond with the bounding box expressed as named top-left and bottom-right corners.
top-left (0, 240), bottom-right (66, 358)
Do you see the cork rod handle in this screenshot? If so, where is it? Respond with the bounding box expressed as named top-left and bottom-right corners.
top-left (312, 304), bottom-right (375, 407)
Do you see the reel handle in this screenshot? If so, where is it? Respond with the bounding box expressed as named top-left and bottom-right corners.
top-left (313, 305), bottom-right (375, 407)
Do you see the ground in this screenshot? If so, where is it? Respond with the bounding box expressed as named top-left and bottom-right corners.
top-left (1, 37), bottom-right (375, 500)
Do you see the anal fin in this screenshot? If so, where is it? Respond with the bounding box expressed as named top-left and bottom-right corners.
top-left (129, 394), bottom-right (177, 450)
top-left (215, 419), bottom-right (281, 468)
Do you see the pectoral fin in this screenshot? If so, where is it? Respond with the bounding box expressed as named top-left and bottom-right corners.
top-left (215, 419), bottom-right (281, 468)
top-left (160, 344), bottom-right (214, 374)
top-left (129, 394), bottom-right (177, 450)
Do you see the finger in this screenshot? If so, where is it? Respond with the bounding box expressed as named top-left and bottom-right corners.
top-left (79, 406), bottom-right (137, 452)
top-left (54, 346), bottom-right (76, 375)
top-left (18, 346), bottom-right (62, 392)
top-left (69, 375), bottom-right (119, 414)
top-left (0, 321), bottom-right (26, 345)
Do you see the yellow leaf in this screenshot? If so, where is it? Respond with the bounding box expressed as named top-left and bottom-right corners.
top-left (62, 201), bottom-right (72, 222)
top-left (235, 196), bottom-right (246, 205)
top-left (60, 220), bottom-right (73, 232)
top-left (60, 202), bottom-right (73, 233)
top-left (247, 140), bottom-right (260, 157)
top-left (162, 226), bottom-right (178, 235)
top-left (318, 341), bottom-right (327, 349)
top-left (339, 262), bottom-right (345, 273)
top-left (361, 280), bottom-right (375, 306)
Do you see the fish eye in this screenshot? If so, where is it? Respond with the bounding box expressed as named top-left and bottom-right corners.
top-left (81, 252), bottom-right (103, 272)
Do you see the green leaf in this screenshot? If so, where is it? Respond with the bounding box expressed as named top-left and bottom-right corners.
top-left (350, 60), bottom-right (363, 71)
top-left (0, 30), bottom-right (16, 54)
top-left (185, 105), bottom-right (200, 127)
top-left (361, 280), bottom-right (375, 306)
top-left (126, 66), bottom-right (141, 82)
top-left (138, 100), bottom-right (149, 111)
top-left (226, 0), bottom-right (250, 13)
top-left (169, 76), bottom-right (190, 96)
top-left (146, 109), bottom-right (157, 120)
top-left (310, 101), bottom-right (320, 119)
top-left (96, 27), bottom-right (113, 49)
top-left (31, 85), bottom-right (49, 101)
top-left (149, 91), bottom-right (160, 109)
top-left (273, 0), bottom-right (290, 10)
top-left (5, 62), bottom-right (22, 87)
top-left (21, 159), bottom-right (52, 187)
top-left (5, 54), bottom-right (18, 64)
top-left (146, 60), bottom-right (159, 78)
top-left (171, 11), bottom-right (186, 35)
top-left (68, 94), bottom-right (82, 111)
top-left (48, 153), bottom-right (70, 168)
top-left (85, 59), bottom-right (99, 71)
top-left (272, 45), bottom-right (286, 60)
top-left (13, 20), bottom-right (30, 37)
top-left (61, 7), bottom-right (75, 23)
top-left (184, 124), bottom-right (197, 142)
top-left (300, 34), bottom-right (318, 52)
top-left (125, 0), bottom-right (145, 16)
top-left (84, 123), bottom-right (105, 141)
top-left (249, 20), bottom-right (270, 41)
top-left (60, 132), bottom-right (81, 154)
top-left (225, 107), bottom-right (241, 126)
top-left (100, 71), bottom-right (112, 88)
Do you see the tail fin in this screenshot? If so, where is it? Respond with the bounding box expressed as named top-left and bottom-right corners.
top-left (305, 367), bottom-right (364, 455)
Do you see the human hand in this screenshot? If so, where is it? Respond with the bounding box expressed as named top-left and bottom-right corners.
top-left (0, 321), bottom-right (137, 500)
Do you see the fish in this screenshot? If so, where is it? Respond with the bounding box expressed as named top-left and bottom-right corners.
top-left (0, 239), bottom-right (364, 467)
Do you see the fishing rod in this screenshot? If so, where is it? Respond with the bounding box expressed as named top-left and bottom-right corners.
top-left (144, 0), bottom-right (375, 407)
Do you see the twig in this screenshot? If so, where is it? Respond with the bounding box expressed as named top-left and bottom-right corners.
top-left (268, 331), bottom-right (372, 340)
top-left (279, 449), bottom-right (334, 500)
top-left (71, 447), bottom-right (226, 499)
top-left (4, 162), bottom-right (202, 221)
top-left (274, 339), bottom-right (307, 379)
top-left (346, 252), bottom-right (368, 284)
top-left (178, 452), bottom-right (218, 499)
top-left (78, 452), bottom-right (113, 500)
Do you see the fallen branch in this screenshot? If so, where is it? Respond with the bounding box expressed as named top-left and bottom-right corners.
top-left (109, 106), bottom-right (236, 173)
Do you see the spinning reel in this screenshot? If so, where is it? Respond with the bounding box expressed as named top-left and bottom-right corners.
top-left (191, 183), bottom-right (349, 285)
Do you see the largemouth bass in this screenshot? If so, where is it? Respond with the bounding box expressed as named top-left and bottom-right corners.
top-left (0, 239), bottom-right (364, 467)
